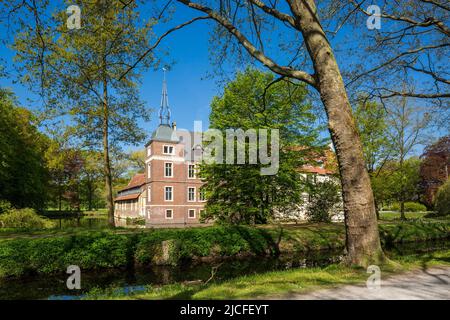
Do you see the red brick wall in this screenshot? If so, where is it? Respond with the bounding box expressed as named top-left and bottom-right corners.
top-left (145, 140), bottom-right (206, 225)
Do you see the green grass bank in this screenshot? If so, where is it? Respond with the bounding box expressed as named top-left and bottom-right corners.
top-left (0, 218), bottom-right (449, 279)
top-left (85, 249), bottom-right (450, 300)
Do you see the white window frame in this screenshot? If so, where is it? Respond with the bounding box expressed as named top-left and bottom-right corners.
top-left (187, 186), bottom-right (196, 202)
top-left (188, 209), bottom-right (196, 219)
top-left (147, 186), bottom-right (151, 203)
top-left (165, 209), bottom-right (173, 219)
top-left (164, 162), bottom-right (173, 178)
top-left (187, 164), bottom-right (196, 179)
top-left (163, 145), bottom-right (174, 155)
top-left (164, 186), bottom-right (173, 202)
top-left (147, 147), bottom-right (151, 157)
top-left (148, 163), bottom-right (151, 179)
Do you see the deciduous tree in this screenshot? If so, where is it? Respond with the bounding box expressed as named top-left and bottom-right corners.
top-left (8, 0), bottom-right (158, 225)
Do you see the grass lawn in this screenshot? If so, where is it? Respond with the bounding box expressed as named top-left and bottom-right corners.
top-left (85, 249), bottom-right (450, 300)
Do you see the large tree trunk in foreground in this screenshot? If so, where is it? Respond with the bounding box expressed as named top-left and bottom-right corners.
top-left (102, 75), bottom-right (115, 227)
top-left (290, 0), bottom-right (384, 266)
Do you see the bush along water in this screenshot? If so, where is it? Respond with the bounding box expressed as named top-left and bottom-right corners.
top-left (434, 180), bottom-right (450, 216)
top-left (385, 202), bottom-right (427, 212)
top-left (0, 222), bottom-right (449, 278)
top-left (0, 201), bottom-right (54, 229)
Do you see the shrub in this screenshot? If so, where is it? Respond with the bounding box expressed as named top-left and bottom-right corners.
top-left (0, 200), bottom-right (12, 214)
top-left (386, 202), bottom-right (427, 212)
top-left (0, 231), bottom-right (136, 277)
top-left (434, 180), bottom-right (450, 216)
top-left (0, 208), bottom-right (54, 229)
top-left (305, 180), bottom-right (341, 223)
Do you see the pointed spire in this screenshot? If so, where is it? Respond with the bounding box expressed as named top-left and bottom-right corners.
top-left (159, 67), bottom-right (171, 126)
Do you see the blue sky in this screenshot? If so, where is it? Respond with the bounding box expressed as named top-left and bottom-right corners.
top-left (0, 4), bottom-right (220, 152)
top-left (0, 2), bottom-right (443, 156)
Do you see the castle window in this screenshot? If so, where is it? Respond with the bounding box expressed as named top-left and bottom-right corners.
top-left (165, 209), bottom-right (173, 219)
top-left (165, 162), bottom-right (173, 177)
top-left (148, 163), bottom-right (151, 178)
top-left (163, 145), bottom-right (174, 155)
top-left (188, 209), bottom-right (196, 219)
top-left (188, 187), bottom-right (196, 202)
top-left (165, 186), bottom-right (173, 201)
top-left (188, 164), bottom-right (195, 178)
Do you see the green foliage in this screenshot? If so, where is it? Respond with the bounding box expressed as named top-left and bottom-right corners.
top-left (0, 200), bottom-right (13, 215)
top-left (0, 207), bottom-right (54, 229)
top-left (2, 220), bottom-right (448, 278)
top-left (10, 1), bottom-right (160, 221)
top-left (201, 68), bottom-right (324, 224)
top-left (134, 226), bottom-right (273, 266)
top-left (379, 220), bottom-right (449, 245)
top-left (385, 202), bottom-right (427, 212)
top-left (434, 179), bottom-right (450, 216)
top-left (0, 231), bottom-right (135, 277)
top-left (305, 179), bottom-right (341, 222)
top-left (354, 99), bottom-right (390, 173)
top-left (373, 158), bottom-right (422, 209)
top-left (12, 1), bottom-right (156, 148)
top-left (0, 89), bottom-right (50, 210)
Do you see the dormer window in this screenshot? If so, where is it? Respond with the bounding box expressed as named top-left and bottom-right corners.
top-left (163, 145), bottom-right (174, 155)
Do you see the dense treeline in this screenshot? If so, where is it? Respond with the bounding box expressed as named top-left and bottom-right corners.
top-left (354, 98), bottom-right (449, 218)
top-left (0, 89), bottom-right (49, 210)
top-left (0, 88), bottom-right (142, 213)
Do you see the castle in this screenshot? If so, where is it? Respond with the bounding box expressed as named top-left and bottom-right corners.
top-left (114, 72), bottom-right (341, 227)
top-left (114, 71), bottom-right (206, 227)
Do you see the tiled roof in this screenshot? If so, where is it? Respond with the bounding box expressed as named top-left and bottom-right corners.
top-left (299, 165), bottom-right (335, 175)
top-left (118, 173), bottom-right (146, 192)
top-left (114, 193), bottom-right (140, 202)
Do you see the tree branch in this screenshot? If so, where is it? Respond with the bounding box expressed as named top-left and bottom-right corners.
top-left (176, 0), bottom-right (317, 87)
top-left (118, 16), bottom-right (211, 81)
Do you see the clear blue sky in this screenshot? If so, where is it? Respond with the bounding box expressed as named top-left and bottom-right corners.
top-left (0, 4), bottom-right (220, 152)
top-left (0, 2), bottom-right (441, 155)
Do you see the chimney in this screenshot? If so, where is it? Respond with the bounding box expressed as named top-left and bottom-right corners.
top-left (172, 121), bottom-right (177, 131)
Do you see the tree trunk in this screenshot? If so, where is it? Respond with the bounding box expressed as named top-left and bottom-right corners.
top-left (102, 71), bottom-right (115, 227)
top-left (87, 178), bottom-right (93, 211)
top-left (58, 187), bottom-right (62, 212)
top-left (400, 200), bottom-right (406, 220)
top-left (290, 0), bottom-right (384, 266)
top-left (374, 198), bottom-right (380, 220)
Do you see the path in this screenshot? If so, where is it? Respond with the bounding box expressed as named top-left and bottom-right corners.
top-left (285, 267), bottom-right (450, 300)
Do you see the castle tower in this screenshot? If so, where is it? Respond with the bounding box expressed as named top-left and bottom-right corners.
top-left (143, 69), bottom-right (206, 227)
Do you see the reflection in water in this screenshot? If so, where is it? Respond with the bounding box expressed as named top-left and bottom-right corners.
top-left (53, 216), bottom-right (109, 229)
top-left (0, 239), bottom-right (448, 300)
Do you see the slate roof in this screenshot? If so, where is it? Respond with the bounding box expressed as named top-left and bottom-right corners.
top-left (145, 124), bottom-right (179, 146)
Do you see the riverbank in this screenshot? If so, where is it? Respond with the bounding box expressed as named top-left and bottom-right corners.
top-left (85, 248), bottom-right (450, 300)
top-left (0, 218), bottom-right (449, 279)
